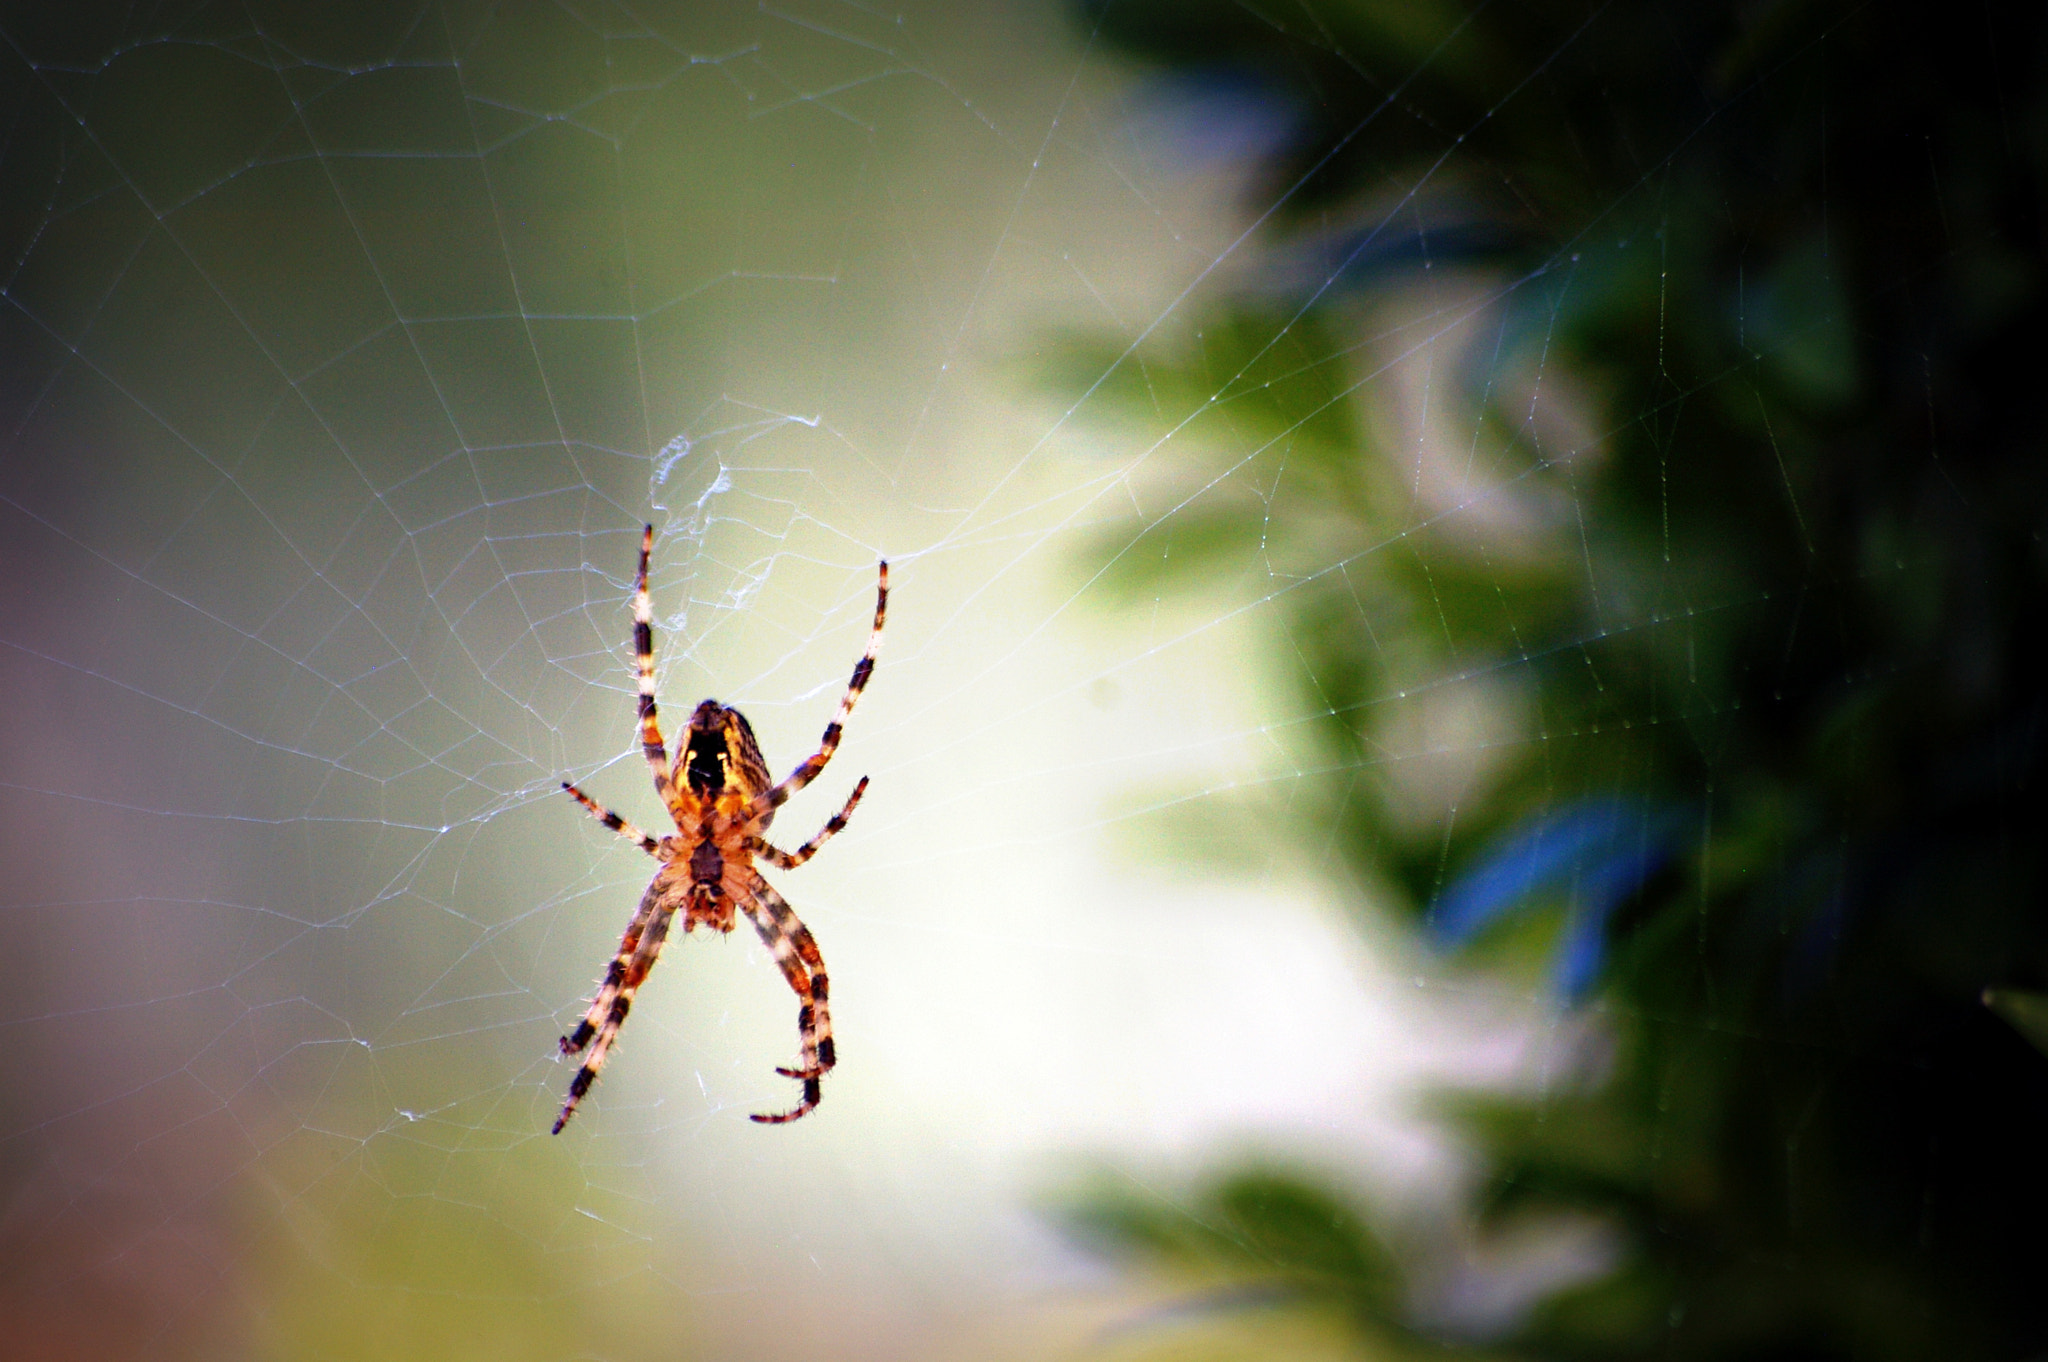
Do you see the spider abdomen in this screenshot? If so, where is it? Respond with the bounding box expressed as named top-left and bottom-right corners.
top-left (681, 699), bottom-right (772, 799)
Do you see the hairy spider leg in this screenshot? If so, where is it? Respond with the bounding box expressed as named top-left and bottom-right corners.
top-left (557, 877), bottom-right (659, 1064)
top-left (749, 561), bottom-right (887, 820)
top-left (750, 775), bottom-right (869, 870)
top-left (633, 524), bottom-right (685, 822)
top-left (554, 888), bottom-right (679, 1134)
top-left (741, 873), bottom-right (835, 1124)
top-left (560, 780), bottom-right (663, 856)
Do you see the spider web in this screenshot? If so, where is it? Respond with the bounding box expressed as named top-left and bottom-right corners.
top-left (0, 2), bottom-right (1954, 1359)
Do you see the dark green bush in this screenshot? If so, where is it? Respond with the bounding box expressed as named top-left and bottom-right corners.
top-left (1054, 2), bottom-right (2048, 1355)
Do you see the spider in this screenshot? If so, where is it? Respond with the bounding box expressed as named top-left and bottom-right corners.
top-left (552, 525), bottom-right (885, 1133)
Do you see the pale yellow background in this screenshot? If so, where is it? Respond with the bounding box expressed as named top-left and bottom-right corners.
top-left (0, 5), bottom-right (1537, 1357)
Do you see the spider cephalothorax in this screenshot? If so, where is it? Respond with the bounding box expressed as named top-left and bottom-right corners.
top-left (552, 527), bottom-right (885, 1132)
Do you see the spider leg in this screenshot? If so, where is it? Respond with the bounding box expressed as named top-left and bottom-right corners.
top-left (632, 524), bottom-right (685, 820)
top-left (560, 781), bottom-right (662, 857)
top-left (554, 882), bottom-right (679, 1134)
top-left (556, 877), bottom-right (660, 1061)
top-left (748, 561), bottom-right (886, 821)
top-left (738, 873), bottom-right (834, 1124)
top-left (749, 776), bottom-right (868, 870)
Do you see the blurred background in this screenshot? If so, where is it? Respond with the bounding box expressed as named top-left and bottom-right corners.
top-left (1, 3), bottom-right (2042, 1360)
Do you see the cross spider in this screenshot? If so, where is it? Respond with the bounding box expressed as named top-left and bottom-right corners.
top-left (552, 525), bottom-right (885, 1133)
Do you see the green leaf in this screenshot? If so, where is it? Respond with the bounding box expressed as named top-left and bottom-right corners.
top-left (1983, 988), bottom-right (2048, 1059)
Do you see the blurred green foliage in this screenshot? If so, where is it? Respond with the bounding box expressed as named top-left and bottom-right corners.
top-left (1053, 1), bottom-right (2048, 1356)
top-left (249, 1138), bottom-right (671, 1362)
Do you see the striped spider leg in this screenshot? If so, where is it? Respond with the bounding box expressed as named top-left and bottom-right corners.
top-left (552, 526), bottom-right (887, 1133)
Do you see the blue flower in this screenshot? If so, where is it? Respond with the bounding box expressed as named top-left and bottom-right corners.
top-left (1429, 798), bottom-right (1678, 999)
